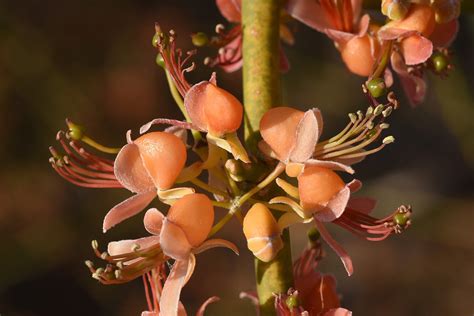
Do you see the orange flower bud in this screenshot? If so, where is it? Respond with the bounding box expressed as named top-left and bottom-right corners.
top-left (185, 80), bottom-right (243, 136)
top-left (166, 193), bottom-right (214, 247)
top-left (243, 203), bottom-right (283, 262)
top-left (260, 107), bottom-right (304, 161)
top-left (134, 131), bottom-right (187, 190)
top-left (340, 35), bottom-right (380, 77)
top-left (298, 166), bottom-right (345, 210)
top-left (385, 4), bottom-right (436, 37)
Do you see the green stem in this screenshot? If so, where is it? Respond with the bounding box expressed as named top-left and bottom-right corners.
top-left (81, 136), bottom-right (121, 154)
top-left (242, 0), bottom-right (294, 315)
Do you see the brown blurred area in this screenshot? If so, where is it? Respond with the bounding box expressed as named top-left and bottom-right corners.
top-left (0, 1), bottom-right (473, 315)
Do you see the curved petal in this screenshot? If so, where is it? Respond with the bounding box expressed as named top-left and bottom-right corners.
top-left (114, 143), bottom-right (154, 193)
top-left (378, 27), bottom-right (417, 41)
top-left (347, 179), bottom-right (362, 193)
top-left (139, 118), bottom-right (201, 135)
top-left (401, 34), bottom-right (433, 65)
top-left (184, 253), bottom-right (196, 285)
top-left (103, 191), bottom-right (156, 232)
top-left (305, 159), bottom-right (354, 174)
top-left (196, 297), bottom-right (220, 316)
top-left (314, 186), bottom-right (350, 222)
top-left (391, 51), bottom-right (426, 106)
top-left (287, 0), bottom-right (332, 32)
top-left (193, 238), bottom-right (240, 255)
top-left (107, 236), bottom-right (161, 257)
top-left (270, 196), bottom-right (308, 219)
top-left (216, 0), bottom-right (241, 23)
top-left (290, 109), bottom-right (321, 163)
top-left (160, 259), bottom-right (190, 316)
top-left (278, 211), bottom-right (306, 231)
top-left (431, 19), bottom-right (459, 47)
top-left (183, 81), bottom-right (210, 131)
top-left (314, 220), bottom-right (354, 276)
top-left (144, 208), bottom-right (165, 235)
top-left (159, 219), bottom-right (192, 260)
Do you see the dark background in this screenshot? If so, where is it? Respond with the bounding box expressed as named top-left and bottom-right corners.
top-left (0, 1), bottom-right (473, 315)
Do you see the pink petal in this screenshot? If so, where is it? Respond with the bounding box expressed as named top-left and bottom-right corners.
top-left (103, 191), bottom-right (156, 232)
top-left (324, 308), bottom-right (352, 316)
top-left (178, 303), bottom-right (187, 316)
top-left (431, 19), bottom-right (459, 47)
top-left (312, 108), bottom-right (324, 136)
top-left (196, 297), bottom-right (220, 316)
top-left (314, 186), bottom-right (350, 222)
top-left (391, 52), bottom-right (426, 106)
top-left (401, 34), bottom-right (433, 65)
top-left (384, 68), bottom-right (394, 87)
top-left (164, 125), bottom-right (189, 147)
top-left (305, 159), bottom-right (354, 174)
top-left (347, 179), bottom-right (362, 193)
top-left (347, 197), bottom-right (377, 214)
top-left (107, 236), bottom-right (161, 257)
top-left (183, 81), bottom-right (210, 131)
top-left (160, 259), bottom-right (190, 316)
top-left (326, 29), bottom-right (357, 44)
top-left (193, 238), bottom-right (239, 255)
top-left (139, 118), bottom-right (201, 135)
top-left (159, 219), bottom-right (192, 260)
top-left (114, 143), bottom-right (154, 193)
top-left (216, 0), bottom-right (241, 23)
top-left (314, 220), bottom-right (354, 276)
top-left (286, 0), bottom-right (331, 33)
top-left (220, 58), bottom-right (243, 73)
top-left (143, 208), bottom-right (165, 235)
top-left (378, 27), bottom-right (416, 41)
top-left (290, 109), bottom-right (321, 163)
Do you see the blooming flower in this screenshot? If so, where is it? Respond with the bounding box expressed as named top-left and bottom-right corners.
top-left (379, 2), bottom-right (459, 105)
top-left (88, 193), bottom-right (238, 316)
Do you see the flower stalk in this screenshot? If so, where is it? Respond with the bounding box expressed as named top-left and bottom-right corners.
top-left (242, 0), bottom-right (294, 314)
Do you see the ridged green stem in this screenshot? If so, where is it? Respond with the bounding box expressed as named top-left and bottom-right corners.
top-left (242, 0), bottom-right (294, 315)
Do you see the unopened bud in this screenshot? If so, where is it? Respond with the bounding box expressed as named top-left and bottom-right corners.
top-left (191, 32), bottom-right (209, 47)
top-left (66, 119), bottom-right (84, 140)
top-left (367, 78), bottom-right (388, 98)
top-left (156, 54), bottom-right (165, 68)
top-left (431, 52), bottom-right (449, 73)
top-left (307, 227), bottom-right (320, 243)
top-left (285, 295), bottom-right (300, 309)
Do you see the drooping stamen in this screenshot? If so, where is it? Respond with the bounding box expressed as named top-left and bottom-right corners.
top-left (314, 102), bottom-right (397, 161)
top-left (49, 131), bottom-right (121, 189)
top-left (87, 240), bottom-right (167, 285)
top-left (154, 25), bottom-right (196, 97)
top-left (334, 205), bottom-right (412, 241)
top-left (205, 25), bottom-right (243, 71)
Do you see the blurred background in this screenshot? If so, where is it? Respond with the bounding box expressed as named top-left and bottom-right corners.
top-left (0, 0), bottom-right (473, 315)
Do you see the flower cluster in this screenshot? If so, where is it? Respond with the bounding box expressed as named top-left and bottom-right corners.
top-left (45, 1), bottom-right (443, 314)
top-left (203, 0), bottom-right (459, 106)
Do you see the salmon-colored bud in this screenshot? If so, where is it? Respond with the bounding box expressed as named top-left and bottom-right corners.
top-left (134, 132), bottom-right (187, 190)
top-left (184, 80), bottom-right (243, 136)
top-left (260, 107), bottom-right (305, 161)
top-left (432, 0), bottom-right (460, 24)
top-left (385, 4), bottom-right (436, 37)
top-left (243, 203), bottom-right (283, 262)
top-left (340, 35), bottom-right (379, 77)
top-left (298, 166), bottom-right (345, 210)
top-left (166, 193), bottom-right (214, 247)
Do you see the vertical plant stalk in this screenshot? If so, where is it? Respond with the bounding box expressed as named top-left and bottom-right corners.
top-left (242, 0), bottom-right (294, 315)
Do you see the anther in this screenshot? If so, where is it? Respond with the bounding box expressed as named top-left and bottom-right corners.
top-left (92, 273), bottom-right (101, 281)
top-left (85, 260), bottom-right (94, 269)
top-left (357, 110), bottom-right (363, 120)
top-left (348, 113), bottom-right (357, 123)
top-left (382, 136), bottom-right (395, 144)
top-left (204, 57), bottom-right (211, 65)
top-left (91, 240), bottom-right (99, 250)
top-left (215, 24), bottom-right (225, 33)
top-left (382, 106), bottom-right (393, 117)
top-left (132, 244), bottom-right (141, 252)
top-left (100, 252), bottom-right (108, 260)
top-left (114, 270), bottom-right (122, 279)
top-left (95, 268), bottom-right (105, 275)
top-left (379, 123), bottom-right (390, 130)
top-left (366, 106), bottom-right (374, 116)
top-left (116, 261), bottom-right (124, 269)
top-left (374, 104), bottom-right (385, 116)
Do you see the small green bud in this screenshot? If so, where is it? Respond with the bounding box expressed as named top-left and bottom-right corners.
top-left (285, 295), bottom-right (300, 309)
top-left (367, 78), bottom-right (387, 98)
top-left (431, 52), bottom-right (448, 73)
top-left (156, 54), bottom-right (165, 68)
top-left (307, 227), bottom-right (320, 243)
top-left (191, 32), bottom-right (209, 47)
top-left (152, 32), bottom-right (161, 48)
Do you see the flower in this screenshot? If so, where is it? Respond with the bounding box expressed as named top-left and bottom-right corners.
top-left (242, 238), bottom-right (352, 316)
top-left (103, 130), bottom-right (191, 232)
top-left (202, 0), bottom-right (292, 72)
top-left (287, 0), bottom-right (379, 77)
top-left (379, 2), bottom-right (459, 105)
top-left (88, 193), bottom-right (238, 316)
